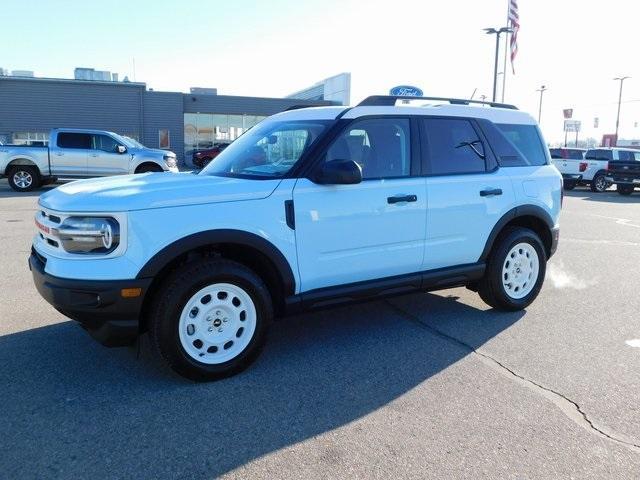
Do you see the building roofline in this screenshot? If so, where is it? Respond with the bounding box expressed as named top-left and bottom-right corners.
top-left (186, 93), bottom-right (338, 105)
top-left (0, 75), bottom-right (146, 88)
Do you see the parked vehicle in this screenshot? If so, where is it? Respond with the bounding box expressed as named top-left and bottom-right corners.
top-left (605, 149), bottom-right (640, 195)
top-left (30, 95), bottom-right (561, 381)
top-left (550, 148), bottom-right (586, 190)
top-left (571, 147), bottom-right (640, 192)
top-left (192, 142), bottom-right (231, 169)
top-left (1, 129), bottom-right (178, 192)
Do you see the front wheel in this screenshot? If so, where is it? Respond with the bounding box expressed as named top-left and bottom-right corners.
top-left (135, 163), bottom-right (164, 174)
top-left (617, 184), bottom-right (634, 196)
top-left (478, 227), bottom-right (547, 311)
top-left (149, 258), bottom-right (273, 381)
top-left (590, 173), bottom-right (608, 192)
top-left (7, 166), bottom-right (41, 192)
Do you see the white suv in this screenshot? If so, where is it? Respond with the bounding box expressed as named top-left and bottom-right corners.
top-left (30, 95), bottom-right (562, 381)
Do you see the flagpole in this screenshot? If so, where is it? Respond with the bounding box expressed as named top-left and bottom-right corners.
top-left (501, 0), bottom-right (510, 102)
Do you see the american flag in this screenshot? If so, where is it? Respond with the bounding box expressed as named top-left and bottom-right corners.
top-left (508, 0), bottom-right (520, 73)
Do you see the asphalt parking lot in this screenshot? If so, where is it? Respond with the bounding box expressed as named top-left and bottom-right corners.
top-left (1, 181), bottom-right (639, 479)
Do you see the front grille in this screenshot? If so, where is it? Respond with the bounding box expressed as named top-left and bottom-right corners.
top-left (40, 210), bottom-right (61, 224)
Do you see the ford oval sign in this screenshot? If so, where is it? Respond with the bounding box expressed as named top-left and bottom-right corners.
top-left (389, 85), bottom-right (423, 97)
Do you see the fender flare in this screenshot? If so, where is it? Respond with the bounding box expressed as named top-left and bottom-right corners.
top-left (479, 205), bottom-right (555, 262)
top-left (132, 159), bottom-right (165, 173)
top-left (4, 157), bottom-right (39, 175)
top-left (136, 229), bottom-right (296, 296)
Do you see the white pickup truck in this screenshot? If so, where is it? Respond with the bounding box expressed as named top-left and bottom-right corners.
top-left (549, 148), bottom-right (587, 190)
top-left (551, 147), bottom-right (640, 192)
top-left (0, 128), bottom-right (178, 192)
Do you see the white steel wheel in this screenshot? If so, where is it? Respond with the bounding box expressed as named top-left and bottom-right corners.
top-left (502, 242), bottom-right (540, 299)
top-left (13, 170), bottom-right (33, 189)
top-left (178, 283), bottom-right (257, 364)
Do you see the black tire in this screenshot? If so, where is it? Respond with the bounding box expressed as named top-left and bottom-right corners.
top-left (590, 172), bottom-right (608, 192)
top-left (7, 165), bottom-right (41, 192)
top-left (135, 163), bottom-right (163, 174)
top-left (148, 258), bottom-right (273, 381)
top-left (563, 181), bottom-right (576, 191)
top-left (617, 184), bottom-right (634, 196)
top-left (478, 227), bottom-right (547, 311)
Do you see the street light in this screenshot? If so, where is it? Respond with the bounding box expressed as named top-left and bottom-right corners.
top-left (614, 76), bottom-right (630, 145)
top-left (484, 27), bottom-right (512, 102)
top-left (536, 85), bottom-right (547, 124)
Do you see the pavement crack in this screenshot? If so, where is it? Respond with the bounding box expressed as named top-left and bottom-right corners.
top-left (384, 299), bottom-right (640, 454)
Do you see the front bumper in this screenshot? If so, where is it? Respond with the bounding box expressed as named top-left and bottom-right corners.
top-left (550, 226), bottom-right (560, 257)
top-left (29, 249), bottom-right (152, 347)
top-left (561, 173), bottom-right (582, 188)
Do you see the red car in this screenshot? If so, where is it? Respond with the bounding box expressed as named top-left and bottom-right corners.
top-left (192, 143), bottom-right (230, 169)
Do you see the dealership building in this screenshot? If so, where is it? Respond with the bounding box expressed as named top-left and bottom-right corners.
top-left (0, 71), bottom-right (350, 166)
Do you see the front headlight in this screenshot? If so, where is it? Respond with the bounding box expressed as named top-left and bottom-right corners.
top-left (163, 154), bottom-right (177, 167)
top-left (53, 217), bottom-right (120, 254)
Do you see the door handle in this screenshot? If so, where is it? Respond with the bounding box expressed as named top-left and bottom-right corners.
top-left (480, 188), bottom-right (503, 197)
top-left (90, 153), bottom-right (98, 157)
top-left (55, 152), bottom-right (64, 156)
top-left (387, 194), bottom-right (417, 204)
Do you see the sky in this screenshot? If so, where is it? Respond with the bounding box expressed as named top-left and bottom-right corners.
top-left (2, 0), bottom-right (640, 144)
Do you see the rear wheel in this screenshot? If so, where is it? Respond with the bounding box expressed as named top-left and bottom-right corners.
top-left (7, 166), bottom-right (41, 192)
top-left (617, 184), bottom-right (634, 196)
top-left (590, 173), bottom-right (608, 192)
top-left (149, 258), bottom-right (273, 381)
top-left (478, 227), bottom-right (547, 311)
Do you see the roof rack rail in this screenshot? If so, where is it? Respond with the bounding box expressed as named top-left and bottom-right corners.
top-left (357, 95), bottom-right (518, 110)
top-left (284, 104), bottom-right (314, 111)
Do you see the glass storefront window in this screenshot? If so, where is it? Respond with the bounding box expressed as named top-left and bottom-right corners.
top-left (184, 114), bottom-right (270, 160)
top-left (12, 132), bottom-right (49, 145)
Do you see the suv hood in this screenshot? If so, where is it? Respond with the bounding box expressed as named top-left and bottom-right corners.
top-left (39, 173), bottom-right (282, 212)
top-left (131, 147), bottom-right (174, 157)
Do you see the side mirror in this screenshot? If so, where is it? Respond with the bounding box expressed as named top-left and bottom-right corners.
top-left (117, 145), bottom-right (127, 154)
top-left (314, 160), bottom-right (362, 185)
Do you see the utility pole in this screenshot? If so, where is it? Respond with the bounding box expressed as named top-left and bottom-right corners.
top-left (614, 76), bottom-right (630, 145)
top-left (484, 27), bottom-right (512, 102)
top-left (536, 85), bottom-right (547, 124)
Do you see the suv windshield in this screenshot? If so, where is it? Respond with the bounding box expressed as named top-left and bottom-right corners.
top-left (200, 120), bottom-right (330, 178)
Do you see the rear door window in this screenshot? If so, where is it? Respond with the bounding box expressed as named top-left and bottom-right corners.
top-left (585, 149), bottom-right (612, 161)
top-left (422, 118), bottom-right (486, 175)
top-left (496, 124), bottom-right (548, 166)
top-left (57, 132), bottom-right (92, 149)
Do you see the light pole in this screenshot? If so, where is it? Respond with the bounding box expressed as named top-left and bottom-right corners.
top-left (614, 76), bottom-right (630, 145)
top-left (484, 27), bottom-right (512, 102)
top-left (536, 85), bottom-right (547, 124)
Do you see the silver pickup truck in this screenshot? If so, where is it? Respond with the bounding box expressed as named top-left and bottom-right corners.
top-left (0, 128), bottom-right (178, 192)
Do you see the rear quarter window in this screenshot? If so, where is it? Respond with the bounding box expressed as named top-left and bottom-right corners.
top-left (496, 124), bottom-right (548, 166)
top-left (476, 120), bottom-right (547, 167)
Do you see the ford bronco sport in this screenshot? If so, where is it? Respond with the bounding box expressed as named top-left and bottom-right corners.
top-left (30, 95), bottom-right (561, 381)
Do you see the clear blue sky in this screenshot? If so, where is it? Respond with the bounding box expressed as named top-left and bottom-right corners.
top-left (3, 0), bottom-right (640, 143)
